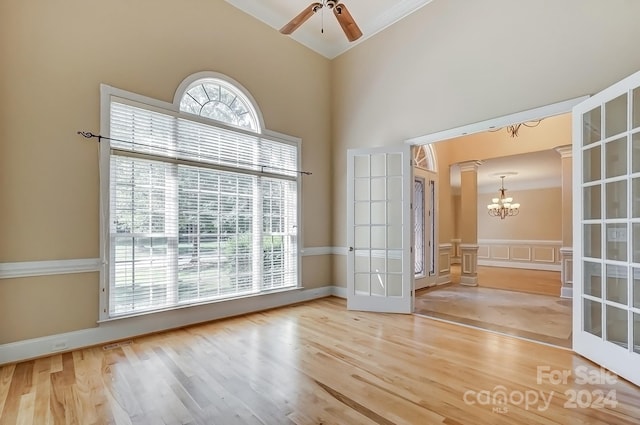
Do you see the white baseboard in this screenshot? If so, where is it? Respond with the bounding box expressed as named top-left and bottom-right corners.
top-left (0, 285), bottom-right (337, 365)
top-left (331, 285), bottom-right (347, 298)
top-left (478, 260), bottom-right (561, 272)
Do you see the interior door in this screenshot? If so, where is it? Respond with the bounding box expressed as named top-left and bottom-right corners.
top-left (347, 145), bottom-right (413, 313)
top-left (573, 69), bottom-right (640, 387)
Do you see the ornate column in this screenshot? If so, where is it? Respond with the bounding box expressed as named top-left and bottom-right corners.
top-left (555, 145), bottom-right (573, 298)
top-left (459, 160), bottom-right (482, 286)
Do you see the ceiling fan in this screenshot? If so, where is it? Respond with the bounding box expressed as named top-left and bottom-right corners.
top-left (280, 1), bottom-right (363, 42)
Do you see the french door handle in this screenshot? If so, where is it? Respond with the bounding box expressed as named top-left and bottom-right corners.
top-left (349, 247), bottom-right (354, 252)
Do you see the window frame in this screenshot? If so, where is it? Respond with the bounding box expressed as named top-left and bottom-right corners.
top-left (98, 76), bottom-right (302, 321)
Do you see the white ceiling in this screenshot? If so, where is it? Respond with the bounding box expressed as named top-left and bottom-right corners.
top-left (450, 150), bottom-right (562, 195)
top-left (225, 0), bottom-right (434, 59)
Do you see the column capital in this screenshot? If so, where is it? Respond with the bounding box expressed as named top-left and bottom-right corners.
top-left (458, 160), bottom-right (483, 172)
top-left (554, 145), bottom-right (572, 158)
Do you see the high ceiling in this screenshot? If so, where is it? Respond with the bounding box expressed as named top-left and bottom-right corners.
top-left (225, 0), bottom-right (434, 59)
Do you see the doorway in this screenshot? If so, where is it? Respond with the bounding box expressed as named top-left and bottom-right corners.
top-left (411, 119), bottom-right (574, 348)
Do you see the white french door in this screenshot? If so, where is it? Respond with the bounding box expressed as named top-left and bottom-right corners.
top-left (573, 69), bottom-right (640, 387)
top-left (347, 145), bottom-right (413, 313)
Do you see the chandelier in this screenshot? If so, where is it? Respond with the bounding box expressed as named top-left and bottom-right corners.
top-left (487, 176), bottom-right (520, 219)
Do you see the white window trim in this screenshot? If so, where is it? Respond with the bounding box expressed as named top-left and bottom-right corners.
top-left (98, 78), bottom-right (302, 321)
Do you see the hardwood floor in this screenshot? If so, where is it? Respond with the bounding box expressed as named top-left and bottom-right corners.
top-left (477, 266), bottom-right (562, 297)
top-left (415, 285), bottom-right (572, 348)
top-left (1, 297), bottom-right (639, 424)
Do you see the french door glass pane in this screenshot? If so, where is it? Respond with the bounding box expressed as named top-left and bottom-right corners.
top-left (388, 256), bottom-right (402, 273)
top-left (354, 179), bottom-right (369, 201)
top-left (354, 202), bottom-right (370, 225)
top-left (584, 223), bottom-right (602, 258)
top-left (605, 93), bottom-right (628, 137)
top-left (354, 156), bottom-right (370, 177)
top-left (635, 313), bottom-right (640, 354)
top-left (633, 178), bottom-right (640, 218)
top-left (388, 177), bottom-right (403, 200)
top-left (583, 146), bottom-right (601, 183)
top-left (583, 107), bottom-right (602, 145)
top-left (605, 180), bottom-right (627, 219)
top-left (606, 305), bottom-right (628, 347)
top-left (372, 272), bottom-right (386, 296)
top-left (371, 227), bottom-right (385, 249)
top-left (355, 226), bottom-right (369, 248)
top-left (387, 153), bottom-right (402, 175)
top-left (388, 226), bottom-right (403, 249)
top-left (355, 251), bottom-right (370, 272)
top-left (584, 299), bottom-right (602, 337)
top-left (633, 133), bottom-right (640, 173)
top-left (388, 273), bottom-right (403, 296)
top-left (606, 223), bottom-right (627, 261)
top-left (584, 261), bottom-right (602, 298)
top-left (371, 154), bottom-right (386, 176)
top-left (606, 264), bottom-right (628, 305)
top-left (634, 224), bottom-right (640, 263)
top-left (355, 273), bottom-right (370, 295)
top-left (633, 87), bottom-right (640, 130)
top-left (371, 177), bottom-right (386, 200)
top-left (633, 268), bottom-right (640, 308)
top-left (583, 185), bottom-right (601, 219)
top-left (371, 202), bottom-right (385, 224)
top-left (606, 137), bottom-right (627, 178)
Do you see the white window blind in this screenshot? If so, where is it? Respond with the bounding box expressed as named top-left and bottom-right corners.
top-left (107, 99), bottom-right (299, 317)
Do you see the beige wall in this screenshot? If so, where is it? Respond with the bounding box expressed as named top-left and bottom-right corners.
top-left (0, 0), bottom-right (332, 343)
top-left (434, 143), bottom-right (453, 244)
top-left (332, 0), bottom-right (640, 269)
top-left (477, 187), bottom-right (562, 241)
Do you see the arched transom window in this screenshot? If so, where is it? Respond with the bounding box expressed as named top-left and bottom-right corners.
top-left (179, 78), bottom-right (260, 132)
top-left (413, 144), bottom-right (437, 171)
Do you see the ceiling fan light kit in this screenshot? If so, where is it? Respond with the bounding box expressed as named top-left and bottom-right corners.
top-left (280, 1), bottom-right (363, 42)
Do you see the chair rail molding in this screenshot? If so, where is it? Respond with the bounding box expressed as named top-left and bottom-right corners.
top-left (1, 247), bottom-right (339, 280)
top-left (0, 258), bottom-right (101, 280)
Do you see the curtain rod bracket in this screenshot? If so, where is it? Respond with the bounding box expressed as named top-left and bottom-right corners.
top-left (77, 131), bottom-right (102, 143)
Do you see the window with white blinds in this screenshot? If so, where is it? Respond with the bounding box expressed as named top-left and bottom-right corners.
top-left (104, 80), bottom-right (299, 318)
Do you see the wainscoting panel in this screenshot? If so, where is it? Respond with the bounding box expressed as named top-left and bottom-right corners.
top-left (533, 246), bottom-right (556, 263)
top-left (510, 246), bottom-right (531, 262)
top-left (491, 246), bottom-right (511, 260)
top-left (477, 245), bottom-right (490, 259)
top-left (477, 239), bottom-right (562, 271)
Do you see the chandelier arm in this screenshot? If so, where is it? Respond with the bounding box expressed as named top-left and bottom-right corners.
top-left (522, 120), bottom-right (542, 128)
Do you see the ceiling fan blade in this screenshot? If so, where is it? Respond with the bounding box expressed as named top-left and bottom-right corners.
top-left (333, 3), bottom-right (363, 42)
top-left (280, 2), bottom-right (323, 35)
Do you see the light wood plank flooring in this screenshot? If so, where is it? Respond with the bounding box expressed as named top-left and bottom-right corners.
top-left (1, 297), bottom-right (639, 425)
top-left (415, 285), bottom-right (572, 348)
top-left (477, 266), bottom-right (562, 297)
